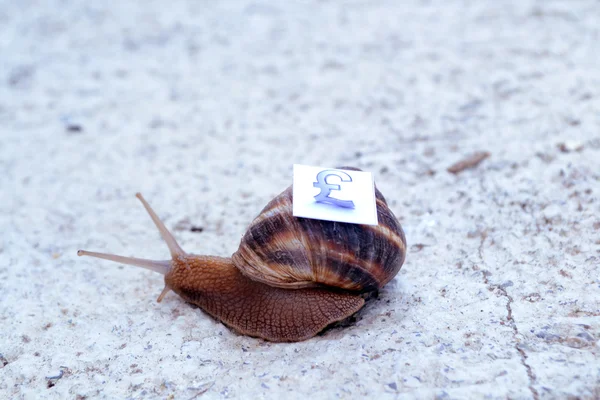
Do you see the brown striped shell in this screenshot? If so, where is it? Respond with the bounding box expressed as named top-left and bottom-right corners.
top-left (231, 176), bottom-right (406, 293)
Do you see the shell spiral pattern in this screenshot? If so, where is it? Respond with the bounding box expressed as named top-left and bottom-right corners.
top-left (232, 183), bottom-right (407, 293)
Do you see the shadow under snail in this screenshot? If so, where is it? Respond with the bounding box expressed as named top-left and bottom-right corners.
top-left (78, 169), bottom-right (407, 342)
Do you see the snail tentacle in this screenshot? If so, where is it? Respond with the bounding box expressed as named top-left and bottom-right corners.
top-left (77, 250), bottom-right (171, 275)
top-left (135, 192), bottom-right (186, 258)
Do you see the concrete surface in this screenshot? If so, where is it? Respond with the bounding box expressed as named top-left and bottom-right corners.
top-left (1, 0), bottom-right (599, 399)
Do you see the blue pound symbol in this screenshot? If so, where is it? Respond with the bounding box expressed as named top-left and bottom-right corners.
top-left (313, 170), bottom-right (355, 209)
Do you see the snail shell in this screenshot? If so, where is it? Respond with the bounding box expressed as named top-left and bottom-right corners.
top-left (233, 185), bottom-right (406, 292)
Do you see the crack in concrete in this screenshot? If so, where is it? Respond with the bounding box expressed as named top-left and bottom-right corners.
top-left (479, 233), bottom-right (539, 400)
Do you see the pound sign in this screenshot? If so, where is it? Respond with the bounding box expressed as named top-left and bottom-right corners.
top-left (313, 170), bottom-right (355, 209)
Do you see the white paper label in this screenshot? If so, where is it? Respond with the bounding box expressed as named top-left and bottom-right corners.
top-left (292, 164), bottom-right (378, 225)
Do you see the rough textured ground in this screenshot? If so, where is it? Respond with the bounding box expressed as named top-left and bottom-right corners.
top-left (1, 0), bottom-right (599, 399)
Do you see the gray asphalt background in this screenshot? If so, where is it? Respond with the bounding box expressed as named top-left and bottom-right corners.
top-left (1, 1), bottom-right (599, 399)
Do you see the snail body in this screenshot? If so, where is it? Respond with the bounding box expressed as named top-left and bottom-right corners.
top-left (78, 170), bottom-right (406, 342)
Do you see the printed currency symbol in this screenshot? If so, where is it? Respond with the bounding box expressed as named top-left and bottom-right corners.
top-left (313, 170), bottom-right (355, 209)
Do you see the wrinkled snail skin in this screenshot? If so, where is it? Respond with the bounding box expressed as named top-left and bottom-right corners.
top-left (166, 255), bottom-right (365, 342)
top-left (77, 170), bottom-right (407, 342)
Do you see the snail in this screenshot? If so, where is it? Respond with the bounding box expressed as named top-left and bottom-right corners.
top-left (78, 169), bottom-right (406, 342)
